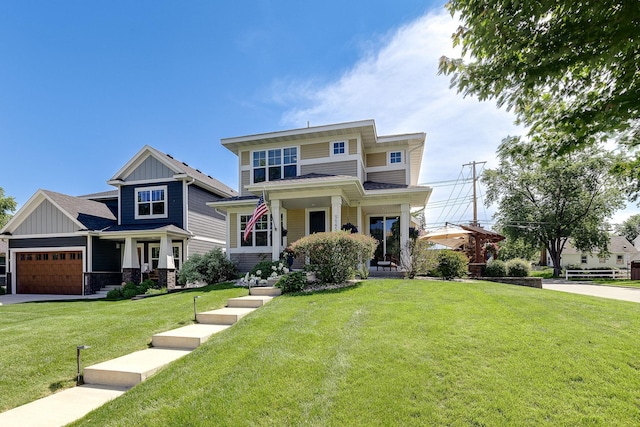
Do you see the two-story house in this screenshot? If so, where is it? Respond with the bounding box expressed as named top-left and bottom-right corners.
top-left (208, 119), bottom-right (432, 272)
top-left (0, 145), bottom-right (236, 295)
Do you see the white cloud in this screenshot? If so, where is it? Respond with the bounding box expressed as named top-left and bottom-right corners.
top-left (278, 9), bottom-right (524, 226)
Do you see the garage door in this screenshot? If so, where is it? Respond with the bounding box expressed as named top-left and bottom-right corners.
top-left (16, 251), bottom-right (83, 295)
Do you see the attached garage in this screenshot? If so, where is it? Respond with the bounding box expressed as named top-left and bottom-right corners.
top-left (16, 251), bottom-right (83, 295)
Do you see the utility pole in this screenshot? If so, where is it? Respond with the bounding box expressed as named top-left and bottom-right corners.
top-left (462, 161), bottom-right (486, 226)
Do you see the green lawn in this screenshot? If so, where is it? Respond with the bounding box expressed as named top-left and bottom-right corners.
top-left (0, 283), bottom-right (246, 412)
top-left (3, 280), bottom-right (640, 426)
top-left (590, 279), bottom-right (640, 289)
top-left (62, 279), bottom-right (640, 426)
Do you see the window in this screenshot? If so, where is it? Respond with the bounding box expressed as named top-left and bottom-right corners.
top-left (390, 151), bottom-right (402, 164)
top-left (332, 141), bottom-right (346, 155)
top-left (598, 256), bottom-right (606, 264)
top-left (150, 244), bottom-right (181, 270)
top-left (252, 147), bottom-right (297, 183)
top-left (240, 214), bottom-right (271, 247)
top-left (135, 186), bottom-right (167, 219)
top-left (617, 255), bottom-right (624, 265)
top-left (581, 254), bottom-right (587, 264)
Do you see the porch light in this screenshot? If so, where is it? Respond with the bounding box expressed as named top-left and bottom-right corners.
top-left (193, 296), bottom-right (201, 322)
top-left (76, 345), bottom-right (91, 385)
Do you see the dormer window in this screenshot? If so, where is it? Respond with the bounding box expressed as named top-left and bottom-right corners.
top-left (135, 185), bottom-right (167, 219)
top-left (390, 151), bottom-right (402, 164)
top-left (332, 141), bottom-right (346, 155)
top-left (253, 147), bottom-right (297, 183)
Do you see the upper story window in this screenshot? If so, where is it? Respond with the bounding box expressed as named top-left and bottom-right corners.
top-left (253, 147), bottom-right (297, 183)
top-left (390, 151), bottom-right (402, 164)
top-left (332, 141), bottom-right (346, 155)
top-left (135, 185), bottom-right (167, 219)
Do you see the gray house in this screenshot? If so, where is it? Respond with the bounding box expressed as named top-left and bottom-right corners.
top-left (0, 145), bottom-right (237, 295)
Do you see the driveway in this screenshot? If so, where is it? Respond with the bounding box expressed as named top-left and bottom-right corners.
top-left (542, 279), bottom-right (640, 303)
top-left (0, 293), bottom-right (105, 305)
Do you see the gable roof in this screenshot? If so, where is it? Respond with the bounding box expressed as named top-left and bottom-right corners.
top-left (563, 235), bottom-right (638, 255)
top-left (1, 189), bottom-right (117, 234)
top-left (108, 145), bottom-right (237, 198)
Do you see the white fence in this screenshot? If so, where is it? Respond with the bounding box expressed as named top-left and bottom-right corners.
top-left (565, 269), bottom-right (629, 280)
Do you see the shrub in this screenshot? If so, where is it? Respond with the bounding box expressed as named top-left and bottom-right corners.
top-left (0, 286), bottom-right (5, 295)
top-left (507, 258), bottom-right (531, 277)
top-left (250, 260), bottom-right (289, 279)
top-left (122, 288), bottom-right (138, 299)
top-left (106, 288), bottom-right (122, 300)
top-left (276, 272), bottom-right (307, 293)
top-left (484, 260), bottom-right (507, 277)
top-left (436, 250), bottom-right (468, 280)
top-left (141, 278), bottom-right (159, 290)
top-left (290, 231), bottom-right (377, 284)
top-left (401, 239), bottom-right (439, 279)
top-left (177, 248), bottom-right (238, 285)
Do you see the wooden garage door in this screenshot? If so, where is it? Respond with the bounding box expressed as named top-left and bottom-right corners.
top-left (16, 251), bottom-right (83, 295)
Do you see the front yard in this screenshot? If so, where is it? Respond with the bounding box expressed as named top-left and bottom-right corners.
top-left (2, 279), bottom-right (639, 425)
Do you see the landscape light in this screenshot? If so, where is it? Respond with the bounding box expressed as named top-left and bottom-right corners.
top-left (76, 345), bottom-right (91, 385)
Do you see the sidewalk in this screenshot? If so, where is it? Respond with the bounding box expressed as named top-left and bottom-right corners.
top-left (542, 279), bottom-right (640, 303)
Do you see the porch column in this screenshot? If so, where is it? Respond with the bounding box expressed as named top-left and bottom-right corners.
top-left (356, 205), bottom-right (362, 234)
top-left (331, 195), bottom-right (342, 232)
top-left (158, 235), bottom-right (176, 289)
top-left (122, 237), bottom-right (140, 284)
top-left (400, 203), bottom-right (410, 269)
top-left (271, 199), bottom-right (281, 261)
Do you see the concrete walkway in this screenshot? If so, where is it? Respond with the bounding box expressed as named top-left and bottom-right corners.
top-left (0, 293), bottom-right (105, 305)
top-left (0, 287), bottom-right (281, 426)
top-left (542, 279), bottom-right (640, 303)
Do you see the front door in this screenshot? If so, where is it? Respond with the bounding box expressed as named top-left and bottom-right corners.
top-left (309, 210), bottom-right (326, 234)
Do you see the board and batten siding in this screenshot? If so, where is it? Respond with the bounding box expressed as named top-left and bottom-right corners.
top-left (367, 170), bottom-right (407, 186)
top-left (366, 152), bottom-right (387, 167)
top-left (124, 155), bottom-right (174, 182)
top-left (231, 252), bottom-right (270, 273)
top-left (301, 160), bottom-right (358, 177)
top-left (301, 142), bottom-right (330, 160)
top-left (14, 200), bottom-right (79, 235)
top-left (120, 181), bottom-right (183, 226)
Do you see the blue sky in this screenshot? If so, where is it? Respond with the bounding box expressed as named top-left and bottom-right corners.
top-left (2, 1), bottom-right (636, 227)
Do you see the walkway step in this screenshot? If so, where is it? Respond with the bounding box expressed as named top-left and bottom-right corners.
top-left (152, 324), bottom-right (230, 349)
top-left (249, 286), bottom-right (282, 297)
top-left (196, 307), bottom-right (255, 325)
top-left (227, 295), bottom-right (273, 308)
top-left (83, 348), bottom-right (191, 388)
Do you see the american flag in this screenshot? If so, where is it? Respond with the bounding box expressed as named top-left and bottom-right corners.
top-left (243, 194), bottom-right (269, 241)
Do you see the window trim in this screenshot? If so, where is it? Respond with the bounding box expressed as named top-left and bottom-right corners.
top-left (331, 141), bottom-right (347, 156)
top-left (134, 185), bottom-right (168, 220)
top-left (389, 151), bottom-right (403, 164)
top-left (251, 146), bottom-right (298, 184)
top-left (239, 212), bottom-right (272, 247)
top-left (149, 243), bottom-right (182, 270)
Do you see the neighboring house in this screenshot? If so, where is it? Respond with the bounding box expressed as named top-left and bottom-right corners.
top-left (0, 145), bottom-right (237, 295)
top-left (0, 240), bottom-right (6, 286)
top-left (550, 235), bottom-right (640, 269)
top-left (208, 119), bottom-right (433, 272)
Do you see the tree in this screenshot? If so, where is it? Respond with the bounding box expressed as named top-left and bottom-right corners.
top-left (0, 187), bottom-right (17, 229)
top-left (483, 139), bottom-right (625, 277)
top-left (439, 1), bottom-right (640, 158)
top-left (614, 214), bottom-right (640, 244)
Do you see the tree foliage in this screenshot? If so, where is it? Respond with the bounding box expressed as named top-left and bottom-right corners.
top-left (439, 0), bottom-right (640, 157)
top-left (0, 187), bottom-right (17, 229)
top-left (483, 139), bottom-right (625, 277)
top-left (614, 214), bottom-right (640, 244)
